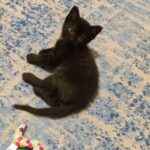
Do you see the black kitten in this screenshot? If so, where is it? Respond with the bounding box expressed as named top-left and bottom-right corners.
top-left (13, 6), bottom-right (102, 118)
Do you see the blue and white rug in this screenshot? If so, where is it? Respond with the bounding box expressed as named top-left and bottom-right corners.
top-left (0, 0), bottom-right (150, 149)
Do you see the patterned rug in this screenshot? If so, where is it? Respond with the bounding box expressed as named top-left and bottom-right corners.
top-left (0, 0), bottom-right (150, 149)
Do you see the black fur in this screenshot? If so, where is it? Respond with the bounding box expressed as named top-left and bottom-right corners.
top-left (13, 6), bottom-right (102, 118)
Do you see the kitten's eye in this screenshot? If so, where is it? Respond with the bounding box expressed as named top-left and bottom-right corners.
top-left (78, 35), bottom-right (85, 42)
top-left (68, 27), bottom-right (75, 35)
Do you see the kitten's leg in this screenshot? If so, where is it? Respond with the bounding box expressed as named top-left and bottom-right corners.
top-left (22, 72), bottom-right (44, 87)
top-left (27, 48), bottom-right (57, 65)
top-left (33, 87), bottom-right (60, 107)
top-left (39, 48), bottom-right (53, 55)
top-left (27, 48), bottom-right (60, 69)
top-left (26, 48), bottom-right (53, 65)
top-left (33, 75), bottom-right (61, 107)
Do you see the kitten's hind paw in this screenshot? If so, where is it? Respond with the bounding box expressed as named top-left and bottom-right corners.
top-left (22, 72), bottom-right (35, 84)
top-left (22, 73), bottom-right (43, 87)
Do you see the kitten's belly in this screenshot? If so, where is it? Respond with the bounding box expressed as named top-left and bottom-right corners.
top-left (56, 61), bottom-right (98, 87)
top-left (53, 61), bottom-right (98, 103)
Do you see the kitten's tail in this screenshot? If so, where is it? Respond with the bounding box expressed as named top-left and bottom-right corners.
top-left (14, 104), bottom-right (85, 119)
top-left (34, 105), bottom-right (82, 118)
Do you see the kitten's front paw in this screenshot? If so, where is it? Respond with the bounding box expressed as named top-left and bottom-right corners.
top-left (27, 53), bottom-right (38, 64)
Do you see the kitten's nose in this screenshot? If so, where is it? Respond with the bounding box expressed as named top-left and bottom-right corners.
top-left (69, 36), bottom-right (74, 40)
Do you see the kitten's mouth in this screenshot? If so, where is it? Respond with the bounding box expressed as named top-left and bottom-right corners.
top-left (59, 35), bottom-right (74, 41)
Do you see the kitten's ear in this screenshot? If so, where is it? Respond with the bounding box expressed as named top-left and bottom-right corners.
top-left (91, 26), bottom-right (102, 37)
top-left (66, 6), bottom-right (80, 21)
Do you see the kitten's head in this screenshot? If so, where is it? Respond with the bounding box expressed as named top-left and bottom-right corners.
top-left (61, 6), bottom-right (102, 46)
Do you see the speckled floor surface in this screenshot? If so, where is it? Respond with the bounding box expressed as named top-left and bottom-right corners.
top-left (0, 0), bottom-right (150, 149)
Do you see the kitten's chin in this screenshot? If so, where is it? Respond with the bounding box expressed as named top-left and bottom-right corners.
top-left (58, 36), bottom-right (86, 47)
top-left (74, 40), bottom-right (87, 47)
